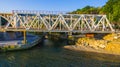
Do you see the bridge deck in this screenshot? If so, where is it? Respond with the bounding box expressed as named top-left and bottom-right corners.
top-left (0, 28), bottom-right (116, 33)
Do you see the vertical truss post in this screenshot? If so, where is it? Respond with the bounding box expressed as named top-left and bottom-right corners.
top-left (91, 15), bottom-right (95, 29)
top-left (14, 13), bottom-right (17, 28)
top-left (0, 16), bottom-right (1, 28)
top-left (102, 17), bottom-right (105, 31)
top-left (60, 18), bottom-right (62, 30)
top-left (37, 14), bottom-right (40, 30)
top-left (70, 15), bottom-right (72, 30)
top-left (81, 16), bottom-right (83, 31)
top-left (49, 12), bottom-right (51, 24)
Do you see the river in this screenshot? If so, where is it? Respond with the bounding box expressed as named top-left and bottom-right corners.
top-left (0, 36), bottom-right (120, 67)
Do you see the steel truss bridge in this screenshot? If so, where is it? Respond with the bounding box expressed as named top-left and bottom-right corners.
top-left (0, 10), bottom-right (116, 33)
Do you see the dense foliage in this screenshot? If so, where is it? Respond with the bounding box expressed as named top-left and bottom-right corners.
top-left (70, 6), bottom-right (101, 14)
top-left (70, 0), bottom-right (120, 23)
top-left (102, 0), bottom-right (120, 22)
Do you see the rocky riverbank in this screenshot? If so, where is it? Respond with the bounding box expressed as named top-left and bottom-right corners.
top-left (64, 33), bottom-right (120, 55)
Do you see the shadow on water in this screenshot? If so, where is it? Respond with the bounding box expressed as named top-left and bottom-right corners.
top-left (0, 35), bottom-right (120, 67)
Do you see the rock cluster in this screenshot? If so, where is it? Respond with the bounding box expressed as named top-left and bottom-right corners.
top-left (103, 33), bottom-right (117, 41)
top-left (76, 37), bottom-right (107, 49)
top-left (76, 33), bottom-right (120, 54)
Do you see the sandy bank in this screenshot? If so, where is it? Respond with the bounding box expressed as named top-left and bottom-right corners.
top-left (64, 45), bottom-right (120, 56)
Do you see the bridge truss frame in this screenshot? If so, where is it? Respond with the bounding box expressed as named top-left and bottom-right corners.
top-left (0, 10), bottom-right (114, 33)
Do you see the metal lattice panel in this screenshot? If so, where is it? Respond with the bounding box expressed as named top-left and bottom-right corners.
top-left (0, 10), bottom-right (115, 33)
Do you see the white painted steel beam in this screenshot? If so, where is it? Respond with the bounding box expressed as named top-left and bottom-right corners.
top-left (0, 10), bottom-right (115, 33)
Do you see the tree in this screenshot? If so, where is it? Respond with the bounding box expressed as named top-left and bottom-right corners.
top-left (102, 0), bottom-right (120, 22)
top-left (70, 6), bottom-right (102, 14)
top-left (70, 0), bottom-right (120, 23)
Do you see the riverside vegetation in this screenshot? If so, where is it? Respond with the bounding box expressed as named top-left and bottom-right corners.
top-left (69, 0), bottom-right (120, 23)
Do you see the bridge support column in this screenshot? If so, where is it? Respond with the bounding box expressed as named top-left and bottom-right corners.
top-left (23, 30), bottom-right (27, 44)
top-left (67, 32), bottom-right (75, 45)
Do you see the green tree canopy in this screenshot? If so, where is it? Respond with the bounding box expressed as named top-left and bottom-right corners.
top-left (102, 0), bottom-right (120, 22)
top-left (70, 6), bottom-right (101, 14)
top-left (70, 0), bottom-right (120, 23)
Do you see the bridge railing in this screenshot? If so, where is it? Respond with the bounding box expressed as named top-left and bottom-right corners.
top-left (12, 10), bottom-right (68, 14)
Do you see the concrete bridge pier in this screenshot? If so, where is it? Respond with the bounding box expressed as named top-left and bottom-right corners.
top-left (66, 32), bottom-right (76, 45)
top-left (23, 30), bottom-right (27, 44)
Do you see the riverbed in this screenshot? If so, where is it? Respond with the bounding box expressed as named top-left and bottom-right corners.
top-left (0, 38), bottom-right (120, 67)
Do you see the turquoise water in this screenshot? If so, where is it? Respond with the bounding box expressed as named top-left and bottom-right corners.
top-left (0, 38), bottom-right (120, 67)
